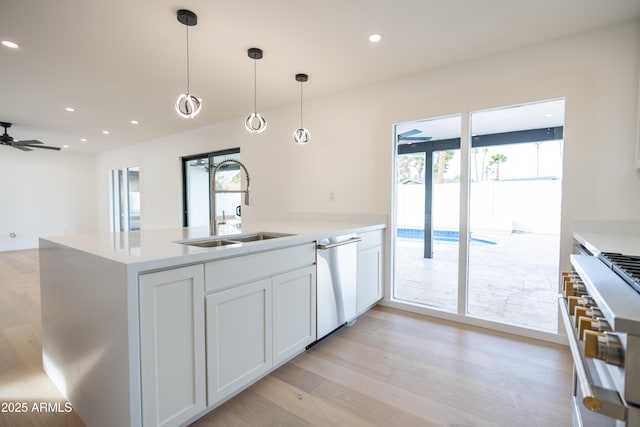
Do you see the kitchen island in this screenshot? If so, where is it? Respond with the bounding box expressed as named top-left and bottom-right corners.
top-left (39, 220), bottom-right (385, 427)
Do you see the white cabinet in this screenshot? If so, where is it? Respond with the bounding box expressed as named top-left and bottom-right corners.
top-left (273, 266), bottom-right (316, 365)
top-left (206, 278), bottom-right (272, 405)
top-left (139, 265), bottom-right (206, 427)
top-left (356, 230), bottom-right (383, 315)
top-left (204, 243), bottom-right (316, 406)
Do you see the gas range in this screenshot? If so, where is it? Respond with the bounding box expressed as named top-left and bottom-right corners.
top-left (560, 253), bottom-right (640, 427)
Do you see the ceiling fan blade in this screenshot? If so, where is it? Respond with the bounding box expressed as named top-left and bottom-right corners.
top-left (398, 129), bottom-right (422, 138)
top-left (11, 144), bottom-right (33, 151)
top-left (14, 139), bottom-right (43, 145)
top-left (23, 144), bottom-right (61, 151)
top-left (399, 136), bottom-right (433, 142)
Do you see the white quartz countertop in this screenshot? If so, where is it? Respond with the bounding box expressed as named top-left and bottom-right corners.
top-left (573, 220), bottom-right (640, 256)
top-left (574, 231), bottom-right (640, 256)
top-left (39, 220), bottom-right (386, 272)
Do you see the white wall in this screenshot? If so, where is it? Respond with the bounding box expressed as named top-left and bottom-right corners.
top-left (0, 149), bottom-right (97, 251)
top-left (96, 19), bottom-right (640, 271)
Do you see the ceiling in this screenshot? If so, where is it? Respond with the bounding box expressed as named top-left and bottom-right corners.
top-left (1, 0), bottom-right (639, 153)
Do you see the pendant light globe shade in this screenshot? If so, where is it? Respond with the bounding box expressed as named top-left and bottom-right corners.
top-left (175, 93), bottom-right (202, 118)
top-left (293, 73), bottom-right (310, 144)
top-left (293, 128), bottom-right (311, 145)
top-left (245, 113), bottom-right (267, 133)
top-left (245, 48), bottom-right (267, 133)
top-left (175, 9), bottom-right (202, 119)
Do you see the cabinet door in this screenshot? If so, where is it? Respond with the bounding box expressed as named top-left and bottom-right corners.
top-left (139, 265), bottom-right (206, 427)
top-left (273, 266), bottom-right (317, 365)
top-left (356, 245), bottom-right (383, 314)
top-left (206, 278), bottom-right (272, 406)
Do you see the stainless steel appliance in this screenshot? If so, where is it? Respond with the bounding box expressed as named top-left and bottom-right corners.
top-left (560, 253), bottom-right (640, 426)
top-left (316, 234), bottom-right (361, 340)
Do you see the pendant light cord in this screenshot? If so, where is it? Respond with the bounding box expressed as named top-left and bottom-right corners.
top-left (185, 25), bottom-right (191, 94)
top-left (253, 59), bottom-right (257, 114)
top-left (300, 81), bottom-right (304, 128)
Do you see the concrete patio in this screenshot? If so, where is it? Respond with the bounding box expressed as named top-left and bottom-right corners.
top-left (394, 231), bottom-right (560, 332)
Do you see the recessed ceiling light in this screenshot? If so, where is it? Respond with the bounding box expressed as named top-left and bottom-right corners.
top-left (368, 34), bottom-right (382, 43)
top-left (65, 107), bottom-right (75, 112)
top-left (545, 113), bottom-right (553, 117)
top-left (80, 138), bottom-right (87, 142)
top-left (130, 120), bottom-right (139, 125)
top-left (62, 145), bottom-right (70, 149)
top-left (102, 130), bottom-right (110, 135)
top-left (2, 40), bottom-right (19, 49)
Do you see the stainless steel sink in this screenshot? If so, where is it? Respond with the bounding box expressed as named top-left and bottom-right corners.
top-left (226, 232), bottom-right (294, 242)
top-left (177, 232), bottom-right (294, 248)
top-left (182, 239), bottom-right (239, 248)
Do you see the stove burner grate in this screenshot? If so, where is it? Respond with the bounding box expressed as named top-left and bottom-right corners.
top-left (598, 252), bottom-right (640, 294)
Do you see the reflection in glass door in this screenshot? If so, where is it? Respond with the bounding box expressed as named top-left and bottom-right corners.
top-left (394, 116), bottom-right (460, 311)
top-left (182, 149), bottom-right (240, 228)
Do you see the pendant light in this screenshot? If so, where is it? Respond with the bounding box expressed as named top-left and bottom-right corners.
top-left (293, 73), bottom-right (310, 144)
top-left (175, 9), bottom-right (202, 119)
top-left (245, 48), bottom-right (267, 133)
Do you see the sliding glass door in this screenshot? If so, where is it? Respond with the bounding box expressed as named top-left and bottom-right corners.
top-left (393, 99), bottom-right (565, 333)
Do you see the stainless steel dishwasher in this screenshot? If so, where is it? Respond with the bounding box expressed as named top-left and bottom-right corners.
top-left (316, 234), bottom-right (361, 340)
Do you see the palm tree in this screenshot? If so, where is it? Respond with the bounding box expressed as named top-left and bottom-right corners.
top-left (481, 148), bottom-right (489, 181)
top-left (434, 151), bottom-right (455, 183)
top-left (471, 148), bottom-right (479, 181)
top-left (489, 153), bottom-right (508, 179)
top-left (397, 153), bottom-right (425, 183)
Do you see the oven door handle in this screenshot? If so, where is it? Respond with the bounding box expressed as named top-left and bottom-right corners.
top-left (558, 295), bottom-right (627, 420)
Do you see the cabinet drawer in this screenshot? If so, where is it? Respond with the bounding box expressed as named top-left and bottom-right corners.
top-left (205, 243), bottom-right (316, 293)
top-left (358, 229), bottom-right (383, 251)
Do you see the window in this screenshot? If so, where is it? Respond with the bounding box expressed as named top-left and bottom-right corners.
top-left (182, 148), bottom-right (240, 229)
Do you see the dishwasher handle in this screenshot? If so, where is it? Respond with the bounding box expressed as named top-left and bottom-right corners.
top-left (317, 237), bottom-right (361, 250)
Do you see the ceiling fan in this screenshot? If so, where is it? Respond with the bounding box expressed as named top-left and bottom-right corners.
top-left (397, 128), bottom-right (432, 144)
top-left (0, 122), bottom-right (61, 151)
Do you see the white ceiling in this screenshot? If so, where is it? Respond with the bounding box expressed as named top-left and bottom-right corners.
top-left (1, 0), bottom-right (639, 153)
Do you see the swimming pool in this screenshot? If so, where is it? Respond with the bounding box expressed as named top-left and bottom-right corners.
top-left (397, 228), bottom-right (496, 245)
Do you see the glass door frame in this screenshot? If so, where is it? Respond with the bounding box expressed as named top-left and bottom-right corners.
top-left (110, 166), bottom-right (140, 232)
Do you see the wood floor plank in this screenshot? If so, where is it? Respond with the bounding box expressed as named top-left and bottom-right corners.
top-left (313, 332), bottom-right (569, 427)
top-left (251, 374), bottom-right (378, 427)
top-left (190, 405), bottom-right (253, 427)
top-left (270, 362), bottom-right (324, 394)
top-left (294, 350), bottom-right (501, 427)
top-left (295, 311), bottom-right (571, 427)
top-left (220, 388), bottom-right (311, 426)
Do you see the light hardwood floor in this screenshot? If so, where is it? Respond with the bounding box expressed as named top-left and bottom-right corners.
top-left (0, 249), bottom-right (572, 426)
